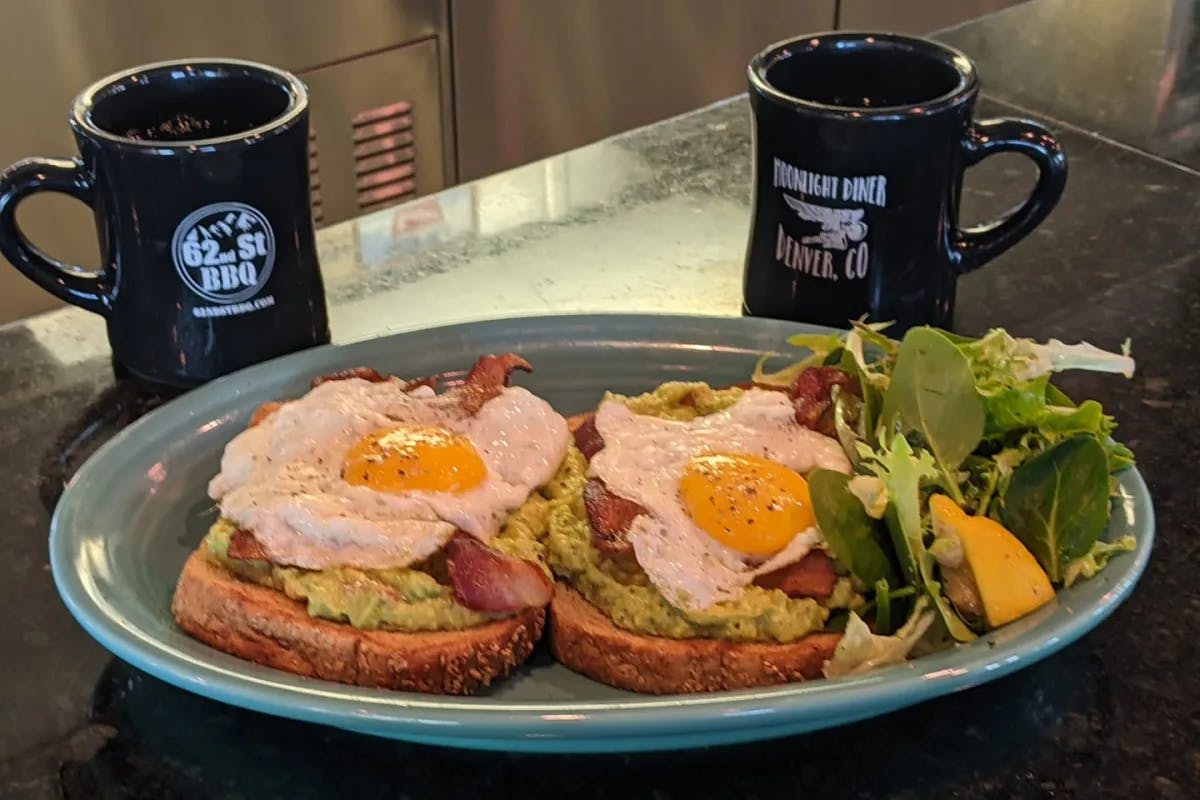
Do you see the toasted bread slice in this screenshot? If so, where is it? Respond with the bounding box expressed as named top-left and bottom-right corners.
top-left (172, 549), bottom-right (544, 695)
top-left (549, 585), bottom-right (841, 694)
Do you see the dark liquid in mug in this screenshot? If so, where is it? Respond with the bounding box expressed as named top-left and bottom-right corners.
top-left (88, 76), bottom-right (292, 142)
top-left (766, 44), bottom-right (963, 108)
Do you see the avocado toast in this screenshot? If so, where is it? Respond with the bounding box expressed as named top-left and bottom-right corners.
top-left (172, 355), bottom-right (567, 694)
top-left (545, 382), bottom-right (860, 693)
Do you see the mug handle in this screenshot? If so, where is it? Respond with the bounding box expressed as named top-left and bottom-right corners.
top-left (953, 118), bottom-right (1067, 274)
top-left (0, 157), bottom-right (113, 315)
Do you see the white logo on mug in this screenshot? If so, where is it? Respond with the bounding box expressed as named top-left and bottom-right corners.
top-left (772, 157), bottom-right (885, 282)
top-left (171, 202), bottom-right (275, 304)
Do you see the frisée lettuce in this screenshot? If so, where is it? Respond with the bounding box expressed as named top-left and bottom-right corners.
top-left (780, 324), bottom-right (1136, 655)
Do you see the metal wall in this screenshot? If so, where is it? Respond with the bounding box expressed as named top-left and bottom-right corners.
top-left (449, 0), bottom-right (1028, 182)
top-left (449, 0), bottom-right (837, 182)
top-left (839, 0), bottom-right (1026, 32)
top-left (0, 0), bottom-right (452, 323)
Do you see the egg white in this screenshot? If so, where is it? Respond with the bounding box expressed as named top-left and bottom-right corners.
top-left (209, 377), bottom-right (569, 570)
top-left (590, 389), bottom-right (851, 611)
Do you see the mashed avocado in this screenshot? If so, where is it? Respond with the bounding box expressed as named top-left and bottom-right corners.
top-left (204, 487), bottom-right (554, 633)
top-left (205, 379), bottom-right (859, 639)
top-left (611, 381), bottom-right (745, 420)
top-left (546, 381), bottom-right (860, 644)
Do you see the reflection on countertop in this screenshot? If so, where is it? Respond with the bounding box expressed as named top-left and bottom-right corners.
top-left (317, 103), bottom-right (753, 343)
top-left (939, 0), bottom-right (1200, 167)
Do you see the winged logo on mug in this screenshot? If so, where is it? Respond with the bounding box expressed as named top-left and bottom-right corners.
top-left (783, 195), bottom-right (868, 251)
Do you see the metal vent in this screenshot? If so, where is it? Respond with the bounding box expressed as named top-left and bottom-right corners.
top-left (308, 128), bottom-right (324, 226)
top-left (352, 100), bottom-right (416, 212)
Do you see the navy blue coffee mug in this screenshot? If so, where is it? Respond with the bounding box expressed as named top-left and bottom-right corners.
top-left (743, 33), bottom-right (1067, 331)
top-left (0, 58), bottom-right (329, 387)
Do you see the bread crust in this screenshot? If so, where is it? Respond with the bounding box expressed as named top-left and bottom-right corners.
top-left (549, 585), bottom-right (841, 693)
top-left (171, 549), bottom-right (544, 694)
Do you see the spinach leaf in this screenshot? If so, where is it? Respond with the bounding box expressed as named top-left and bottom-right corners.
top-left (881, 327), bottom-right (985, 502)
top-left (1001, 435), bottom-right (1111, 583)
top-left (809, 468), bottom-right (898, 588)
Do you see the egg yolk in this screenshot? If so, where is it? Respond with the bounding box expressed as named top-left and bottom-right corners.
top-left (679, 453), bottom-right (815, 555)
top-left (342, 425), bottom-right (486, 494)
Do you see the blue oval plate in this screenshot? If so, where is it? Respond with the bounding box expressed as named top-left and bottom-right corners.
top-left (51, 314), bottom-right (1153, 753)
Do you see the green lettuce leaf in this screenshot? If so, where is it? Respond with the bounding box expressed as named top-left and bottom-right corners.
top-left (821, 596), bottom-right (935, 678)
top-left (957, 329), bottom-right (1134, 393)
top-left (1063, 535), bottom-right (1137, 587)
top-left (752, 331), bottom-right (848, 388)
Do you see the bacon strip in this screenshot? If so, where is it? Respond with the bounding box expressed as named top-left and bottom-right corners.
top-left (571, 418), bottom-right (643, 553)
top-left (456, 353), bottom-right (533, 415)
top-left (572, 413), bottom-right (605, 460)
top-left (311, 366), bottom-right (388, 388)
top-left (445, 533), bottom-right (553, 612)
top-left (225, 529), bottom-right (271, 561)
top-left (788, 366), bottom-right (860, 437)
top-left (753, 550), bottom-right (839, 599)
top-left (583, 478), bottom-right (646, 555)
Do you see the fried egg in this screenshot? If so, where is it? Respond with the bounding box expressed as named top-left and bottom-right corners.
top-left (590, 389), bottom-right (851, 611)
top-left (208, 377), bottom-right (569, 570)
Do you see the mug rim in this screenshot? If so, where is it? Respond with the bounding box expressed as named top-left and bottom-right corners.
top-left (748, 31), bottom-right (979, 118)
top-left (70, 57), bottom-right (307, 151)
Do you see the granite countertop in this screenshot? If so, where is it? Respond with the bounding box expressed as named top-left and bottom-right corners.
top-left (940, 0), bottom-right (1200, 168)
top-left (3, 0), bottom-right (1198, 797)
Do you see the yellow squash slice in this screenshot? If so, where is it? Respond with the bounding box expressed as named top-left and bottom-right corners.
top-left (929, 494), bottom-right (1054, 628)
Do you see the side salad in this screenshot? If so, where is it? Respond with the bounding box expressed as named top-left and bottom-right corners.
top-left (753, 323), bottom-right (1138, 675)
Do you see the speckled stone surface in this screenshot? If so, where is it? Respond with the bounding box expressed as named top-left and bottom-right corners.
top-left (938, 0), bottom-right (1200, 169)
top-left (4, 6), bottom-right (1200, 799)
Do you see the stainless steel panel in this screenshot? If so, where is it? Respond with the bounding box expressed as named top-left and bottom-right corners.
top-left (303, 41), bottom-right (445, 226)
top-left (0, 0), bottom-right (448, 323)
top-left (839, 0), bottom-right (1029, 34)
top-left (1, 0), bottom-right (442, 83)
top-left (451, 0), bottom-right (837, 181)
